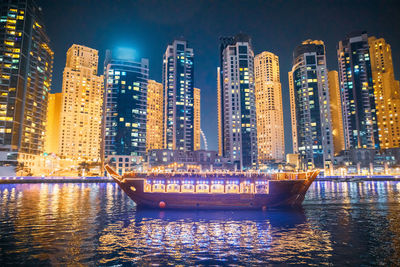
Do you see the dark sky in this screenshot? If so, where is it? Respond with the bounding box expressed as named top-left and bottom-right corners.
top-left (38, 0), bottom-right (400, 153)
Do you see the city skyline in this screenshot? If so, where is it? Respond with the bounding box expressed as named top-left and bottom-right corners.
top-left (39, 0), bottom-right (400, 153)
top-left (2, 1), bottom-right (400, 265)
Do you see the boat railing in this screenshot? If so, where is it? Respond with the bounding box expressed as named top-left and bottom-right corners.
top-left (124, 171), bottom-right (312, 181)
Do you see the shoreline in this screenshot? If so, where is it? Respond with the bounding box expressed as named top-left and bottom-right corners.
top-left (0, 177), bottom-right (114, 184)
top-left (0, 176), bottom-right (400, 184)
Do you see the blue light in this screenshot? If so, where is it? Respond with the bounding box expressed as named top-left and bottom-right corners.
top-left (114, 47), bottom-right (137, 61)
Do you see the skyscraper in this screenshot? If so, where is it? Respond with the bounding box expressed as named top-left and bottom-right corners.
top-left (162, 40), bottom-right (194, 151)
top-left (44, 92), bottom-right (61, 154)
top-left (59, 45), bottom-right (103, 162)
top-left (217, 67), bottom-right (223, 156)
top-left (368, 36), bottom-right (400, 148)
top-left (0, 0), bottom-right (53, 169)
top-left (103, 50), bottom-right (149, 174)
top-left (289, 40), bottom-right (333, 170)
top-left (337, 31), bottom-right (379, 149)
top-left (219, 34), bottom-right (257, 169)
top-left (328, 70), bottom-right (345, 155)
top-left (254, 51), bottom-right (284, 163)
top-left (194, 87), bottom-right (201, 151)
top-left (146, 80), bottom-right (163, 151)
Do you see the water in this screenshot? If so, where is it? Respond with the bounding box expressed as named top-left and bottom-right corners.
top-left (1, 181), bottom-right (400, 266)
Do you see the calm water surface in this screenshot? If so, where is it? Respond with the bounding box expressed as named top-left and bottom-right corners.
top-left (1, 181), bottom-right (400, 266)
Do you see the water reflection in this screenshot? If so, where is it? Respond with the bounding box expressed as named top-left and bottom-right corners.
top-left (0, 182), bottom-right (400, 265)
top-left (97, 209), bottom-right (331, 265)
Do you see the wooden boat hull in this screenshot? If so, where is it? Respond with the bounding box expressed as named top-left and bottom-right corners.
top-left (112, 177), bottom-right (316, 210)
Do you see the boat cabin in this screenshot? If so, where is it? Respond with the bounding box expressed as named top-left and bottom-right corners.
top-left (142, 178), bottom-right (269, 194)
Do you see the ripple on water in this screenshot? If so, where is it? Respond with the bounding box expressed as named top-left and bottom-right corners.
top-left (0, 182), bottom-right (400, 265)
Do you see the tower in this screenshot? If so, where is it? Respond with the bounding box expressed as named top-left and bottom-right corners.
top-left (368, 36), bottom-right (400, 148)
top-left (0, 0), bottom-right (53, 170)
top-left (146, 80), bottom-right (164, 151)
top-left (337, 32), bottom-right (379, 149)
top-left (103, 50), bottom-right (149, 174)
top-left (254, 51), bottom-right (285, 163)
top-left (328, 70), bottom-right (345, 155)
top-left (219, 33), bottom-right (258, 169)
top-left (59, 45), bottom-right (103, 162)
top-left (162, 40), bottom-right (194, 151)
top-left (194, 87), bottom-right (201, 150)
top-left (289, 40), bottom-right (333, 170)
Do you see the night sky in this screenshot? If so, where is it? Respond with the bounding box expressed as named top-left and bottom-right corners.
top-left (38, 0), bottom-right (400, 153)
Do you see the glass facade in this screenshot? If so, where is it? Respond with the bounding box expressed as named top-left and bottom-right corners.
top-left (337, 32), bottom-right (379, 150)
top-left (162, 40), bottom-right (194, 151)
top-left (219, 34), bottom-right (258, 170)
top-left (103, 50), bottom-right (149, 173)
top-left (289, 40), bottom-right (333, 170)
top-left (0, 0), bottom-right (53, 166)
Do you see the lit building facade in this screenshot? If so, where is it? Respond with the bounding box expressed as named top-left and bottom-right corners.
top-left (289, 40), bottom-right (333, 170)
top-left (103, 50), bottom-right (149, 174)
top-left (44, 92), bottom-right (61, 154)
top-left (288, 69), bottom-right (298, 154)
top-left (146, 80), bottom-right (164, 151)
top-left (162, 40), bottom-right (194, 151)
top-left (328, 70), bottom-right (345, 155)
top-left (59, 45), bottom-right (103, 161)
top-left (337, 32), bottom-right (379, 149)
top-left (194, 87), bottom-right (200, 150)
top-left (0, 0), bottom-right (53, 169)
top-left (217, 67), bottom-right (223, 156)
top-left (219, 34), bottom-right (258, 169)
top-left (148, 149), bottom-right (233, 171)
top-left (254, 51), bottom-right (284, 163)
top-left (368, 36), bottom-right (400, 148)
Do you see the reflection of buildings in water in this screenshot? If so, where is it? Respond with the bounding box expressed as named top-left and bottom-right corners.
top-left (97, 210), bottom-right (332, 265)
top-left (307, 181), bottom-right (395, 206)
top-left (386, 185), bottom-right (400, 265)
top-left (0, 183), bottom-right (130, 265)
top-left (4, 182), bottom-right (400, 265)
top-left (306, 181), bottom-right (400, 265)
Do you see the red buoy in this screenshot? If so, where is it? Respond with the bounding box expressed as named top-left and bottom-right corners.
top-left (262, 205), bottom-right (267, 211)
top-left (159, 201), bottom-right (166, 208)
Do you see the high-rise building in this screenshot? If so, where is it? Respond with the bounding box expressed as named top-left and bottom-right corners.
top-left (368, 37), bottom-right (400, 148)
top-left (328, 70), bottom-right (345, 155)
top-left (162, 40), bottom-right (194, 151)
top-left (337, 31), bottom-right (379, 149)
top-left (288, 70), bottom-right (298, 154)
top-left (289, 40), bottom-right (333, 170)
top-left (103, 50), bottom-right (149, 174)
top-left (217, 67), bottom-right (223, 156)
top-left (0, 0), bottom-right (53, 168)
top-left (194, 87), bottom-right (201, 150)
top-left (59, 45), bottom-right (103, 162)
top-left (146, 80), bottom-right (163, 151)
top-left (254, 51), bottom-right (284, 163)
top-left (44, 92), bottom-right (62, 154)
top-left (219, 33), bottom-right (257, 169)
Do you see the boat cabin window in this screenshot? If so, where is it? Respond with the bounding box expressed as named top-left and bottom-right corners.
top-left (226, 185), bottom-right (239, 193)
top-left (255, 185), bottom-right (268, 194)
top-left (167, 184), bottom-right (180, 192)
top-left (241, 184), bottom-right (252, 193)
top-left (144, 183), bottom-right (152, 192)
top-left (196, 184), bottom-right (209, 193)
top-left (211, 184), bottom-right (224, 193)
top-left (181, 184), bottom-right (195, 193)
top-left (152, 184), bottom-right (165, 192)
top-left (196, 184), bottom-right (210, 193)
